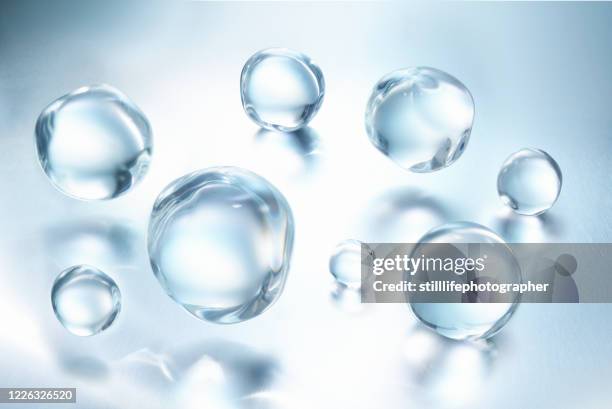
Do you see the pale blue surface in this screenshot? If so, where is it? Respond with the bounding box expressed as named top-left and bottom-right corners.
top-left (0, 1), bottom-right (611, 409)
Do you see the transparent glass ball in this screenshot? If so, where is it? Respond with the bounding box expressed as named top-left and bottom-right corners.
top-left (365, 67), bottom-right (474, 172)
top-left (51, 265), bottom-right (121, 336)
top-left (147, 167), bottom-right (294, 324)
top-left (497, 148), bottom-right (562, 216)
top-left (35, 84), bottom-right (152, 200)
top-left (409, 222), bottom-right (521, 340)
top-left (241, 48), bottom-right (325, 132)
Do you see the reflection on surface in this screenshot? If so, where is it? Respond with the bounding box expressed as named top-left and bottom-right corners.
top-left (113, 340), bottom-right (279, 409)
top-left (363, 187), bottom-right (454, 242)
top-left (492, 208), bottom-right (564, 243)
top-left (329, 283), bottom-right (366, 313)
top-left (252, 127), bottom-right (321, 179)
top-left (172, 340), bottom-right (278, 395)
top-left (114, 348), bottom-right (175, 387)
top-left (43, 218), bottom-right (139, 269)
top-left (240, 391), bottom-right (306, 409)
top-left (403, 325), bottom-right (497, 408)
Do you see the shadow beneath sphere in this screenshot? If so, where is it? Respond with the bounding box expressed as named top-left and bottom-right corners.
top-left (362, 187), bottom-right (456, 243)
top-left (402, 325), bottom-right (499, 408)
top-left (253, 127), bottom-right (321, 178)
top-left (43, 218), bottom-right (140, 270)
top-left (171, 340), bottom-right (278, 395)
top-left (330, 283), bottom-right (367, 314)
top-left (113, 340), bottom-right (280, 409)
top-left (492, 209), bottom-right (564, 243)
top-left (59, 355), bottom-right (110, 381)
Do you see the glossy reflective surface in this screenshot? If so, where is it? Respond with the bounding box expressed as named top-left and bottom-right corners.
top-left (2, 2), bottom-right (611, 409)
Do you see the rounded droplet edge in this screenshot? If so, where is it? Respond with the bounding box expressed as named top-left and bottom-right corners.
top-left (51, 264), bottom-right (122, 337)
top-left (496, 147), bottom-right (563, 216)
top-left (407, 221), bottom-right (523, 341)
top-left (33, 84), bottom-right (154, 201)
top-left (146, 166), bottom-right (295, 324)
top-left (240, 48), bottom-right (326, 132)
top-left (364, 66), bottom-right (475, 173)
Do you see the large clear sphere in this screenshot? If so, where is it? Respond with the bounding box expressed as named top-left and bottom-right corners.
top-left (147, 167), bottom-right (294, 324)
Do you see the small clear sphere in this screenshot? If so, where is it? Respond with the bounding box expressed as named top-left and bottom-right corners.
top-left (497, 148), bottom-right (562, 216)
top-left (241, 48), bottom-right (325, 132)
top-left (409, 222), bottom-right (521, 341)
top-left (147, 167), bottom-right (294, 324)
top-left (51, 265), bottom-right (121, 336)
top-left (35, 84), bottom-right (153, 200)
top-left (329, 239), bottom-right (375, 289)
top-left (365, 67), bottom-right (474, 172)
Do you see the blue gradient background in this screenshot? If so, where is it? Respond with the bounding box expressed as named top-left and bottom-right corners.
top-left (0, 1), bottom-right (611, 408)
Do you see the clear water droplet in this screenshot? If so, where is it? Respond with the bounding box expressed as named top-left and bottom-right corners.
top-left (497, 148), bottom-right (562, 216)
top-left (36, 84), bottom-right (153, 200)
top-left (410, 222), bottom-right (521, 340)
top-left (329, 239), bottom-right (375, 289)
top-left (51, 265), bottom-right (121, 336)
top-left (147, 167), bottom-right (294, 324)
top-left (365, 67), bottom-right (474, 172)
top-left (241, 48), bottom-right (325, 132)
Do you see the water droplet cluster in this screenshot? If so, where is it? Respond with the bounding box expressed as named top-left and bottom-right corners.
top-left (36, 48), bottom-right (561, 342)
